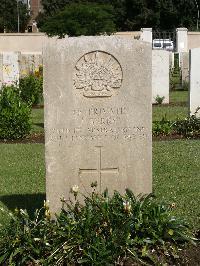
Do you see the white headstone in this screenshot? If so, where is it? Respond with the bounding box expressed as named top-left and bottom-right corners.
top-left (152, 50), bottom-right (170, 104)
top-left (140, 28), bottom-right (152, 44)
top-left (180, 52), bottom-right (189, 83)
top-left (2, 52), bottom-right (20, 86)
top-left (189, 48), bottom-right (200, 116)
top-left (44, 37), bottom-right (152, 214)
top-left (19, 52), bottom-right (43, 77)
top-left (176, 28), bottom-right (188, 53)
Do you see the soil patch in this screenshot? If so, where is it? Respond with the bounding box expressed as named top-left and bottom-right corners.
top-left (0, 133), bottom-right (45, 144)
top-left (0, 133), bottom-right (200, 144)
top-left (153, 102), bottom-right (187, 107)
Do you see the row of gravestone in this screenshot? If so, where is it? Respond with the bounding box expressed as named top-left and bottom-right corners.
top-left (0, 49), bottom-right (170, 104)
top-left (1, 49), bottom-right (199, 115)
top-left (0, 52), bottom-right (42, 88)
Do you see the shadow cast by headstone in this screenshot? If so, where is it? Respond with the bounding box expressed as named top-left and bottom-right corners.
top-left (34, 123), bottom-right (44, 128)
top-left (0, 193), bottom-right (46, 217)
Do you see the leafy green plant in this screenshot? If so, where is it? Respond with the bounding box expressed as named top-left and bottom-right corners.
top-left (19, 74), bottom-right (43, 106)
top-left (153, 116), bottom-right (173, 136)
top-left (0, 85), bottom-right (31, 139)
top-left (0, 184), bottom-right (197, 265)
top-left (173, 107), bottom-right (200, 138)
top-left (155, 95), bottom-right (165, 105)
top-left (0, 207), bottom-right (56, 265)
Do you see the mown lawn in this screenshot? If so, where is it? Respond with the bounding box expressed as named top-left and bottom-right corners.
top-left (31, 108), bottom-right (44, 133)
top-left (170, 90), bottom-right (188, 103)
top-left (153, 90), bottom-right (189, 121)
top-left (0, 144), bottom-right (45, 226)
top-left (0, 140), bottom-right (199, 230)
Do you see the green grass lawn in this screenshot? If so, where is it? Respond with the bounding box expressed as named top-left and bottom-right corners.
top-left (170, 90), bottom-right (188, 103)
top-left (0, 144), bottom-right (45, 225)
top-left (153, 90), bottom-right (189, 121)
top-left (0, 140), bottom-right (199, 230)
top-left (31, 108), bottom-right (44, 133)
top-left (153, 105), bottom-right (188, 121)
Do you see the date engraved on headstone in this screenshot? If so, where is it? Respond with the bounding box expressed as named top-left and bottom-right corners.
top-left (74, 51), bottom-right (123, 98)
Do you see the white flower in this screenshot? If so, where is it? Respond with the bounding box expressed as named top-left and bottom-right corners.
top-left (72, 185), bottom-right (79, 193)
top-left (123, 201), bottom-right (132, 213)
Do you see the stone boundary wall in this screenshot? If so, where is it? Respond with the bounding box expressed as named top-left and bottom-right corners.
top-left (0, 33), bottom-right (47, 53)
top-left (0, 32), bottom-right (141, 53)
top-left (188, 32), bottom-right (200, 50)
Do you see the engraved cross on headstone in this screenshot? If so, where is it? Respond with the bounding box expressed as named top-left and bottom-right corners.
top-left (79, 146), bottom-right (119, 192)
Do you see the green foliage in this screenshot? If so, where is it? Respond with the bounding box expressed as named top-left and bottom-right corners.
top-left (155, 95), bottom-right (165, 105)
top-left (0, 186), bottom-right (196, 265)
top-left (19, 75), bottom-right (43, 106)
top-left (0, 0), bottom-right (30, 32)
top-left (173, 108), bottom-right (200, 138)
top-left (38, 0), bottom-right (200, 31)
top-left (153, 116), bottom-right (173, 136)
top-left (0, 86), bottom-right (31, 140)
top-left (40, 3), bottom-right (116, 37)
top-left (0, 207), bottom-right (56, 265)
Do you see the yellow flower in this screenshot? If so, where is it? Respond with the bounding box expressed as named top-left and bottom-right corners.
top-left (44, 200), bottom-right (50, 210)
top-left (168, 229), bottom-right (174, 236)
top-left (45, 209), bottom-right (51, 220)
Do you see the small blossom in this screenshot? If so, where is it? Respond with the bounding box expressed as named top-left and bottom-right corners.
top-left (72, 185), bottom-right (79, 193)
top-left (171, 203), bottom-right (176, 208)
top-left (44, 200), bottom-right (50, 210)
top-left (45, 209), bottom-right (51, 220)
top-left (103, 222), bottom-right (108, 227)
top-left (123, 201), bottom-right (132, 213)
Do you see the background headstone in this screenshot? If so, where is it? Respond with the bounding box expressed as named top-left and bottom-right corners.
top-left (2, 52), bottom-right (20, 86)
top-left (140, 28), bottom-right (152, 43)
top-left (169, 52), bottom-right (174, 69)
top-left (152, 50), bottom-right (169, 104)
top-left (176, 28), bottom-right (188, 53)
top-left (180, 52), bottom-right (189, 84)
top-left (44, 37), bottom-right (152, 214)
top-left (19, 52), bottom-right (43, 77)
top-left (189, 48), bottom-right (200, 116)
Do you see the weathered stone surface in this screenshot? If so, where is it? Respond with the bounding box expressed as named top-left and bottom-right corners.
top-left (189, 48), bottom-right (200, 116)
top-left (19, 52), bottom-right (43, 77)
top-left (2, 52), bottom-right (20, 86)
top-left (152, 50), bottom-right (169, 104)
top-left (44, 37), bottom-right (152, 214)
top-left (180, 52), bottom-right (189, 83)
top-left (169, 52), bottom-right (174, 69)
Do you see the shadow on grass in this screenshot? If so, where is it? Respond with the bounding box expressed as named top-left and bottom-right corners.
top-left (0, 193), bottom-right (46, 217)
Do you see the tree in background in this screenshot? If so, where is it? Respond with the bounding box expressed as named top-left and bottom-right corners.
top-left (37, 0), bottom-right (127, 33)
top-left (38, 0), bottom-right (200, 35)
top-left (0, 0), bottom-right (30, 32)
top-left (40, 3), bottom-right (116, 37)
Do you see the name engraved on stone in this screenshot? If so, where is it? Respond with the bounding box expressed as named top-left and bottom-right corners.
top-left (79, 146), bottom-right (119, 192)
top-left (74, 51), bottom-right (123, 98)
